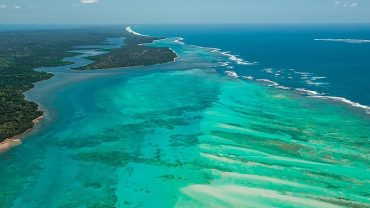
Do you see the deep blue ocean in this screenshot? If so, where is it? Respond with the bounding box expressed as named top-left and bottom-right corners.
top-left (138, 24), bottom-right (370, 107)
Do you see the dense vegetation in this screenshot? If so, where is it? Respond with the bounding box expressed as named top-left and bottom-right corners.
top-left (76, 31), bottom-right (177, 70)
top-left (0, 27), bottom-right (123, 142)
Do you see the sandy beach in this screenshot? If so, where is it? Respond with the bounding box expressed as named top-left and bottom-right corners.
top-left (0, 116), bottom-right (44, 153)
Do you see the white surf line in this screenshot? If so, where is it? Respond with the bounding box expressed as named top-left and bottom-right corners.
top-left (125, 26), bottom-right (148, 37)
top-left (168, 33), bottom-right (370, 115)
top-left (311, 95), bottom-right (370, 114)
top-left (315, 39), bottom-right (370, 44)
top-left (295, 88), bottom-right (321, 96)
top-left (219, 55), bottom-right (369, 115)
top-left (173, 37), bottom-right (185, 45)
top-left (220, 51), bottom-right (258, 66)
top-left (252, 78), bottom-right (370, 114)
top-left (126, 27), bottom-right (370, 115)
top-left (225, 71), bottom-right (239, 78)
top-left (170, 36), bottom-right (258, 66)
top-left (255, 79), bottom-right (279, 87)
top-left (242, 76), bottom-right (254, 80)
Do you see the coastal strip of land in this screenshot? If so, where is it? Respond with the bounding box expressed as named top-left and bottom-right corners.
top-left (0, 116), bottom-right (43, 153)
top-left (75, 27), bottom-right (177, 70)
top-left (0, 26), bottom-right (177, 152)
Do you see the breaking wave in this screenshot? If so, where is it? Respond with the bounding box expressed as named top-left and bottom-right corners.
top-left (125, 26), bottom-right (148, 37)
top-left (315, 39), bottom-right (370, 44)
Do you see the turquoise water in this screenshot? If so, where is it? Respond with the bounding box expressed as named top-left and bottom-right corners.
top-left (0, 35), bottom-right (369, 207)
top-left (139, 24), bottom-right (370, 107)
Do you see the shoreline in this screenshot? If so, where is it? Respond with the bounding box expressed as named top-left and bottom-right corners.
top-left (0, 26), bottom-right (126, 149)
top-left (76, 35), bottom-right (177, 70)
top-left (0, 116), bottom-right (44, 154)
top-left (0, 27), bottom-right (125, 153)
top-left (0, 26), bottom-right (177, 154)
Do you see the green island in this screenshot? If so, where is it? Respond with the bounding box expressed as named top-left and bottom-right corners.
top-left (76, 29), bottom-right (177, 70)
top-left (0, 26), bottom-right (177, 143)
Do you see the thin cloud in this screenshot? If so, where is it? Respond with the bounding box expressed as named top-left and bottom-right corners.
top-left (0, 4), bottom-right (6, 9)
top-left (334, 1), bottom-right (358, 8)
top-left (14, 5), bottom-right (21, 9)
top-left (333, 1), bottom-right (341, 7)
top-left (80, 0), bottom-right (99, 4)
top-left (344, 2), bottom-right (358, 7)
top-left (334, 1), bottom-right (341, 5)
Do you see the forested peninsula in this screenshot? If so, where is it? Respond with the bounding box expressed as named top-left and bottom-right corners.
top-left (76, 27), bottom-right (177, 70)
top-left (0, 26), bottom-right (177, 145)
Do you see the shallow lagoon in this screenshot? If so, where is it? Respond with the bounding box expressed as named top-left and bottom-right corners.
top-left (0, 36), bottom-right (369, 208)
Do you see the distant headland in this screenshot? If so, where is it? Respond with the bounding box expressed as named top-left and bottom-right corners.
top-left (75, 27), bottom-right (177, 70)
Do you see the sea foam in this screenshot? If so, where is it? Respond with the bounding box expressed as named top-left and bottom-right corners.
top-left (218, 62), bottom-right (230, 67)
top-left (225, 71), bottom-right (239, 78)
top-left (221, 51), bottom-right (258, 66)
top-left (305, 80), bottom-right (329, 86)
top-left (242, 76), bottom-right (254, 80)
top-left (173, 38), bottom-right (185, 45)
top-left (256, 79), bottom-right (279, 87)
top-left (295, 88), bottom-right (321, 96)
top-left (311, 96), bottom-right (370, 114)
top-left (315, 39), bottom-right (370, 44)
top-left (125, 26), bottom-right (148, 37)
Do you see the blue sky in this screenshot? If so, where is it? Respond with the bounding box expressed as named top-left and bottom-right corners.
top-left (0, 0), bottom-right (369, 24)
